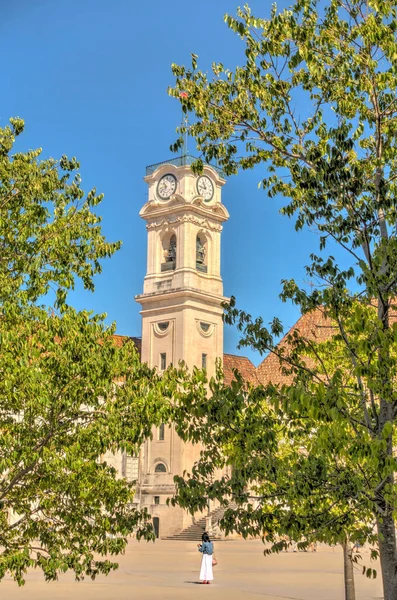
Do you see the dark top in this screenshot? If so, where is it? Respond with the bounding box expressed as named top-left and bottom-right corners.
top-left (199, 541), bottom-right (214, 555)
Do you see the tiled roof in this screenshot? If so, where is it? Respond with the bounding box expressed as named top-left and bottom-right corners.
top-left (112, 335), bottom-right (142, 356)
top-left (257, 302), bottom-right (397, 385)
top-left (223, 353), bottom-right (258, 386)
top-left (256, 308), bottom-right (335, 386)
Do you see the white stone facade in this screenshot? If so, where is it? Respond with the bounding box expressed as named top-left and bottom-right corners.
top-left (127, 160), bottom-right (229, 538)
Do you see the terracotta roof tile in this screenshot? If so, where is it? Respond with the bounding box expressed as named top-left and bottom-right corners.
top-left (256, 308), bottom-right (335, 386)
top-left (223, 353), bottom-right (259, 386)
top-left (112, 335), bottom-right (142, 356)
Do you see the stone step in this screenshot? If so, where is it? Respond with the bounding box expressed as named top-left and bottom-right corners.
top-left (165, 537), bottom-right (222, 541)
top-left (163, 505), bottom-right (229, 541)
top-left (162, 533), bottom-right (222, 543)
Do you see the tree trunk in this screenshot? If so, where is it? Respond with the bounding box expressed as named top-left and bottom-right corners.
top-left (376, 512), bottom-right (397, 600)
top-left (375, 293), bottom-right (397, 600)
top-left (342, 542), bottom-right (356, 600)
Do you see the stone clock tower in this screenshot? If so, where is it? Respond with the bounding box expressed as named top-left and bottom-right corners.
top-left (135, 157), bottom-right (229, 538)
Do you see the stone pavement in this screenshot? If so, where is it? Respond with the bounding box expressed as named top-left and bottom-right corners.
top-left (1, 539), bottom-right (383, 600)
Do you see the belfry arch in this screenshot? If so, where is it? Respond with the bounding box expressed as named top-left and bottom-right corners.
top-left (161, 231), bottom-right (177, 271)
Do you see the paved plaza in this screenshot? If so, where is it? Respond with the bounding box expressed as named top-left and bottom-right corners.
top-left (2, 539), bottom-right (383, 600)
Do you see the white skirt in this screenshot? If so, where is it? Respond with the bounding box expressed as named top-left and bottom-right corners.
top-left (199, 553), bottom-right (214, 581)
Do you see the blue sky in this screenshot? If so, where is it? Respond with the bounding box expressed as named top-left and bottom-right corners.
top-left (2, 0), bottom-right (329, 366)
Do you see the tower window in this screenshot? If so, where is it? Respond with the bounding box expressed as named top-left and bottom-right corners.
top-left (202, 353), bottom-right (207, 370)
top-left (158, 424), bottom-right (165, 441)
top-left (155, 463), bottom-right (167, 473)
top-left (161, 234), bottom-right (176, 272)
top-left (158, 321), bottom-right (169, 331)
top-left (154, 496), bottom-right (160, 505)
top-left (196, 234), bottom-right (207, 273)
top-left (160, 353), bottom-right (166, 370)
top-left (200, 322), bottom-right (210, 333)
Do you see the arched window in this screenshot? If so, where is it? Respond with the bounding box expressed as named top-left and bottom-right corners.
top-left (196, 234), bottom-right (207, 273)
top-left (154, 463), bottom-right (167, 473)
top-left (161, 234), bottom-right (176, 272)
top-left (158, 424), bottom-right (165, 441)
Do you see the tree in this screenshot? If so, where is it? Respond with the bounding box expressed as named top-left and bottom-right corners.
top-left (169, 1), bottom-right (397, 598)
top-left (0, 119), bottom-right (171, 584)
top-left (0, 118), bottom-right (117, 309)
top-left (171, 305), bottom-right (383, 599)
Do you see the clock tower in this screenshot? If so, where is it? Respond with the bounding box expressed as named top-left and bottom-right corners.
top-left (135, 157), bottom-right (229, 538)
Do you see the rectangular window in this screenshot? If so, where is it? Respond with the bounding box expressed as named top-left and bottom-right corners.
top-left (154, 496), bottom-right (160, 505)
top-left (202, 353), bottom-right (207, 370)
top-left (160, 352), bottom-right (166, 370)
top-left (158, 423), bottom-right (165, 441)
top-left (124, 454), bottom-right (139, 482)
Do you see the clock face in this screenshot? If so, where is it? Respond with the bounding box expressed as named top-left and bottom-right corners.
top-left (157, 174), bottom-right (177, 199)
top-left (197, 175), bottom-right (214, 201)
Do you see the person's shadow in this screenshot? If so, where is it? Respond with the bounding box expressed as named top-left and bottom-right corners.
top-left (184, 581), bottom-right (205, 585)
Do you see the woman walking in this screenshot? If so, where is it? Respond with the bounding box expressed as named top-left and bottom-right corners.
top-left (198, 532), bottom-right (214, 584)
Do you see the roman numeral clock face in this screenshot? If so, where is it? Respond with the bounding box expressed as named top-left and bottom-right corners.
top-left (157, 174), bottom-right (177, 199)
top-left (197, 175), bottom-right (214, 201)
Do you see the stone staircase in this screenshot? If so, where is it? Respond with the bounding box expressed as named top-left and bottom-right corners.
top-left (164, 506), bottom-right (226, 541)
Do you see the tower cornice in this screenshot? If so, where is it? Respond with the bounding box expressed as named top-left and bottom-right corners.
top-left (135, 286), bottom-right (229, 310)
top-left (140, 200), bottom-right (229, 226)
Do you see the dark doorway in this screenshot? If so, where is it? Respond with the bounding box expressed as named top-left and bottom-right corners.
top-left (153, 517), bottom-right (160, 539)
